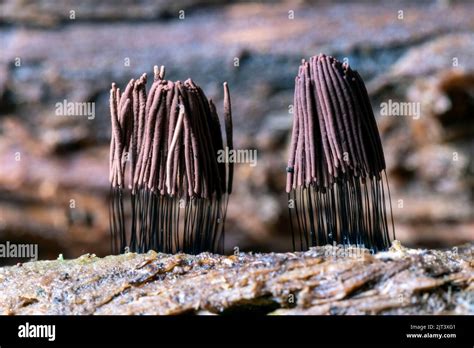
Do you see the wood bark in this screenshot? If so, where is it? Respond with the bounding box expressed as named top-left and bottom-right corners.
top-left (0, 242), bottom-right (472, 315)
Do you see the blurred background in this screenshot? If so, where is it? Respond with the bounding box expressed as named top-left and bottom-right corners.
top-left (0, 0), bottom-right (472, 264)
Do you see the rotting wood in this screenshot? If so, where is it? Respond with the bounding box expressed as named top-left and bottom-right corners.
top-left (0, 242), bottom-right (472, 315)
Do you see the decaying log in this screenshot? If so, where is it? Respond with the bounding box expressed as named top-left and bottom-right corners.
top-left (0, 242), bottom-right (472, 315)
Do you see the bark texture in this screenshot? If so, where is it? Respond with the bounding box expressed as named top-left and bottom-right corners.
top-left (0, 242), bottom-right (472, 315)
